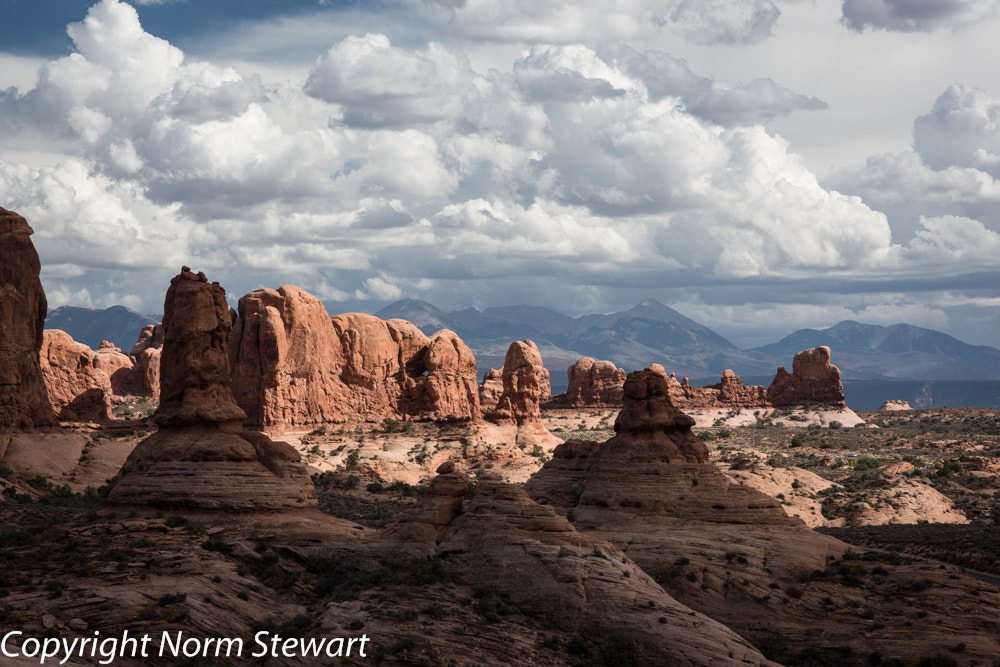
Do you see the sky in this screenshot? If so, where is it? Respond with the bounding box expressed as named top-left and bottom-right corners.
top-left (1, 0), bottom-right (999, 349)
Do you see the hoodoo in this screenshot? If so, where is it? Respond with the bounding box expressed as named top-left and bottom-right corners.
top-left (108, 268), bottom-right (316, 510)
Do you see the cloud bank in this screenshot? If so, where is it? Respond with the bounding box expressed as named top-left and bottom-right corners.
top-left (0, 0), bottom-right (998, 349)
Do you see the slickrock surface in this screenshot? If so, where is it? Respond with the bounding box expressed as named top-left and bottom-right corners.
top-left (546, 356), bottom-right (626, 407)
top-left (128, 323), bottom-right (162, 397)
top-left (108, 268), bottom-right (316, 511)
top-left (768, 345), bottom-right (846, 408)
top-left (385, 471), bottom-right (776, 666)
top-left (0, 208), bottom-right (58, 429)
top-left (39, 329), bottom-right (114, 423)
top-left (526, 366), bottom-right (1000, 664)
top-left (486, 340), bottom-right (560, 446)
top-left (230, 285), bottom-right (481, 428)
top-left (94, 340), bottom-right (135, 396)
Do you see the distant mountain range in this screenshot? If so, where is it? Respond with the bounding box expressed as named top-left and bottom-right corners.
top-left (376, 298), bottom-right (778, 385)
top-left (45, 300), bottom-right (1000, 402)
top-left (751, 320), bottom-right (1000, 381)
top-left (376, 300), bottom-right (1000, 391)
top-left (45, 305), bottom-right (158, 352)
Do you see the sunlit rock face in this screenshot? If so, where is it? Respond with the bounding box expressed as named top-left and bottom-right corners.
top-left (546, 357), bottom-right (626, 408)
top-left (229, 285), bottom-right (482, 428)
top-left (767, 345), bottom-right (846, 408)
top-left (39, 329), bottom-right (114, 423)
top-left (108, 268), bottom-right (317, 511)
top-left (485, 340), bottom-right (559, 445)
top-left (0, 208), bottom-right (57, 430)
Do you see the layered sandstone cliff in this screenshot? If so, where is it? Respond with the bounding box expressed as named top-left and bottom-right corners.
top-left (0, 208), bottom-right (57, 429)
top-left (108, 269), bottom-right (316, 511)
top-left (382, 465), bottom-right (776, 666)
top-left (229, 285), bottom-right (482, 429)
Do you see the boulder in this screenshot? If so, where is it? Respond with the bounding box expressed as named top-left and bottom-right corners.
top-left (128, 324), bottom-right (162, 398)
top-left (39, 330), bottom-right (113, 423)
top-left (108, 268), bottom-right (317, 511)
top-left (94, 340), bottom-right (135, 396)
top-left (0, 208), bottom-right (57, 429)
top-left (547, 357), bottom-right (625, 407)
top-left (767, 346), bottom-right (846, 408)
top-left (878, 399), bottom-right (912, 411)
top-left (230, 285), bottom-right (482, 429)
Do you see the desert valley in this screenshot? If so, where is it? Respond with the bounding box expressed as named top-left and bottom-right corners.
top-left (4, 203), bottom-right (1000, 667)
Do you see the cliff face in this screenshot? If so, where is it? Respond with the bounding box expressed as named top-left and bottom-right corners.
top-left (108, 269), bottom-right (316, 511)
top-left (39, 330), bottom-right (114, 423)
top-left (229, 285), bottom-right (482, 429)
top-left (0, 208), bottom-right (57, 429)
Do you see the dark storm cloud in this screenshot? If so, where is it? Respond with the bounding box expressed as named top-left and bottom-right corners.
top-left (842, 0), bottom-right (1000, 32)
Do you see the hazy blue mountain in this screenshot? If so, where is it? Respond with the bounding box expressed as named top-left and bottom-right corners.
top-left (751, 320), bottom-right (1000, 380)
top-left (45, 305), bottom-right (159, 352)
top-left (376, 298), bottom-right (779, 387)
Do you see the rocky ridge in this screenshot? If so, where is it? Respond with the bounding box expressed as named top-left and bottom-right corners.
top-left (229, 285), bottom-right (482, 429)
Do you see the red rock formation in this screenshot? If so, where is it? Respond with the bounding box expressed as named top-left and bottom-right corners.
top-left (423, 474), bottom-right (774, 666)
top-left (0, 208), bottom-right (57, 429)
top-left (767, 345), bottom-right (846, 408)
top-left (486, 340), bottom-right (559, 445)
top-left (229, 285), bottom-right (482, 429)
top-left (478, 367), bottom-right (504, 410)
top-left (666, 368), bottom-right (771, 409)
top-left (94, 340), bottom-right (135, 396)
top-left (108, 268), bottom-right (316, 511)
top-left (39, 330), bottom-right (114, 423)
top-left (547, 357), bottom-right (625, 407)
top-left (128, 324), bottom-right (162, 398)
top-left (489, 340), bottom-right (548, 425)
top-left (526, 365), bottom-right (999, 664)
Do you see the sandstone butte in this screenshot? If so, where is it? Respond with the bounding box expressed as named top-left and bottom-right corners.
top-left (108, 268), bottom-right (317, 511)
top-left (545, 356), bottom-right (626, 408)
top-left (524, 365), bottom-right (1000, 662)
top-left (381, 463), bottom-right (776, 666)
top-left (767, 344), bottom-right (846, 408)
top-left (0, 207), bottom-right (57, 429)
top-left (229, 284), bottom-right (481, 429)
top-left (484, 339), bottom-right (561, 446)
